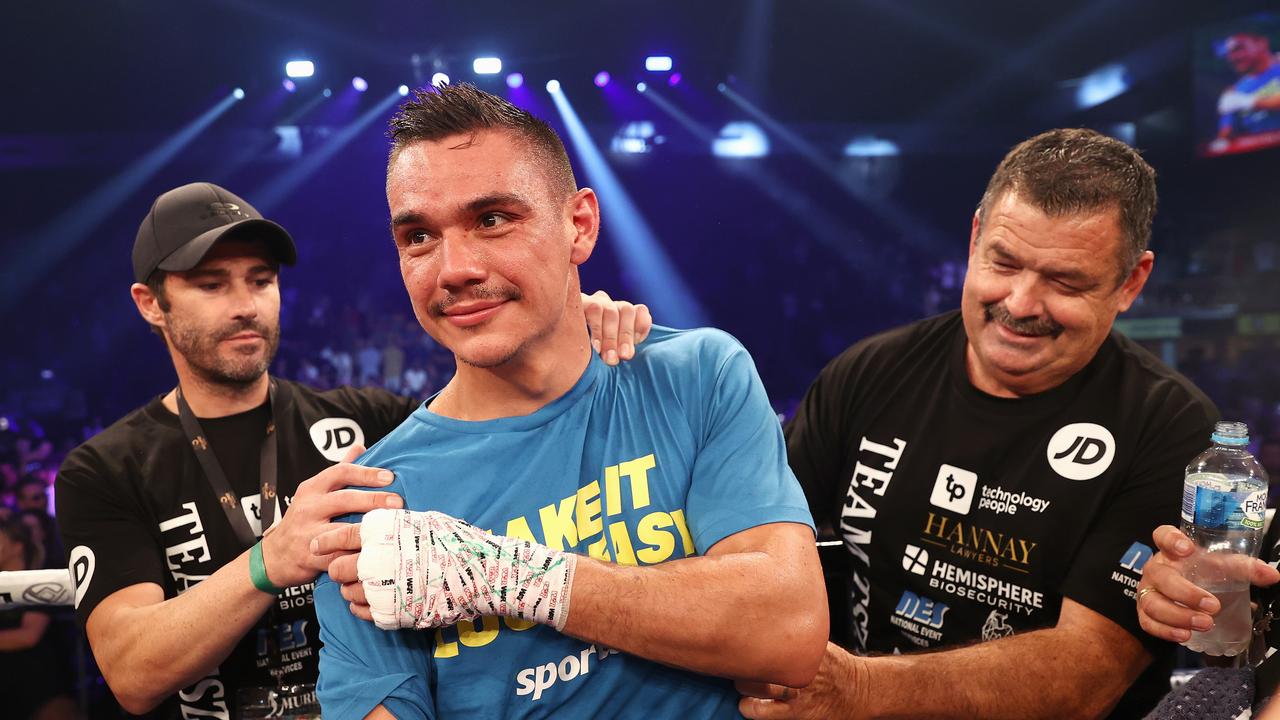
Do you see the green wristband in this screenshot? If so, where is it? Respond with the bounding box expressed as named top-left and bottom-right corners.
top-left (250, 541), bottom-right (284, 595)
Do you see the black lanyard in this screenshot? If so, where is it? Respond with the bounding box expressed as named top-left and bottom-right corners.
top-left (176, 381), bottom-right (280, 550)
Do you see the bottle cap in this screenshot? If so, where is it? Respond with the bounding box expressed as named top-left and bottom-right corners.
top-left (1210, 420), bottom-right (1250, 446)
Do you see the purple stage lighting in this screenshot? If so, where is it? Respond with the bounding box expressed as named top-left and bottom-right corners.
top-left (282, 79), bottom-right (297, 92)
top-left (668, 72), bottom-right (682, 86)
top-left (506, 72), bottom-right (524, 89)
top-left (352, 76), bottom-right (368, 92)
top-left (594, 71), bottom-right (611, 88)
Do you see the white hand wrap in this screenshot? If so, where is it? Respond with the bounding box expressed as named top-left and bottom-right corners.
top-left (358, 508), bottom-right (577, 632)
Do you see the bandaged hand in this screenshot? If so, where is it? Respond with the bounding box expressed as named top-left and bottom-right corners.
top-left (358, 508), bottom-right (577, 632)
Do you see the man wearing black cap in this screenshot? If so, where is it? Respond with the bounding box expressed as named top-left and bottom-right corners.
top-left (55, 182), bottom-right (416, 719)
top-left (53, 182), bottom-right (652, 718)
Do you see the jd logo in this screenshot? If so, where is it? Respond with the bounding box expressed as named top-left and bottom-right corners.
top-left (69, 546), bottom-right (95, 609)
top-left (1046, 423), bottom-right (1115, 481)
top-left (309, 418), bottom-right (365, 462)
top-left (929, 464), bottom-right (977, 515)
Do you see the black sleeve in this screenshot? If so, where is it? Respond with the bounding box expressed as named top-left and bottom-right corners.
top-left (784, 345), bottom-right (862, 534)
top-left (54, 448), bottom-right (166, 628)
top-left (1062, 385), bottom-right (1218, 654)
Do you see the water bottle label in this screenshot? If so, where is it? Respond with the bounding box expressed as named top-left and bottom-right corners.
top-left (1182, 475), bottom-right (1265, 530)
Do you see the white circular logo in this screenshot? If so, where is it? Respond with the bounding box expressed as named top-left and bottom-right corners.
top-left (1046, 423), bottom-right (1116, 481)
top-left (69, 545), bottom-right (95, 609)
top-left (309, 418), bottom-right (366, 462)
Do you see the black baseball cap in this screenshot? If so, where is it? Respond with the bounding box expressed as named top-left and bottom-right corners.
top-left (132, 182), bottom-right (297, 283)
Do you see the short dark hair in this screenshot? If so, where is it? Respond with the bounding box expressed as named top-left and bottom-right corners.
top-left (386, 83), bottom-right (577, 198)
top-left (144, 269), bottom-right (171, 338)
top-left (976, 128), bottom-right (1157, 280)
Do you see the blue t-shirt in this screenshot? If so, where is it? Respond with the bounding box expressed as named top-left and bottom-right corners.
top-left (315, 326), bottom-right (814, 719)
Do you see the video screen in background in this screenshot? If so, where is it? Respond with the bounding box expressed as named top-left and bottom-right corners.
top-left (1195, 13), bottom-right (1280, 158)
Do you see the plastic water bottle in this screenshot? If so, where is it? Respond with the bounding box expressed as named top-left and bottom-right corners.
top-left (1180, 421), bottom-right (1270, 657)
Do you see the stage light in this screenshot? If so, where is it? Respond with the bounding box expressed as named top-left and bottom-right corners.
top-left (352, 76), bottom-right (368, 92)
top-left (843, 136), bottom-right (900, 158)
top-left (233, 88), bottom-right (245, 100)
top-left (716, 82), bottom-right (727, 93)
top-left (473, 57), bottom-right (502, 75)
top-left (431, 72), bottom-right (450, 87)
top-left (594, 71), bottom-right (611, 88)
top-left (323, 88), bottom-right (332, 98)
top-left (668, 73), bottom-right (681, 86)
top-left (1077, 63), bottom-right (1128, 109)
top-left (636, 82), bottom-right (647, 93)
top-left (645, 56), bottom-right (673, 72)
top-left (285, 60), bottom-right (314, 78)
top-left (712, 121), bottom-right (769, 158)
top-left (283, 79), bottom-right (296, 92)
top-left (398, 84), bottom-right (410, 96)
top-left (611, 121), bottom-right (656, 154)
top-left (506, 73), bottom-right (524, 89)
top-left (546, 79), bottom-right (561, 93)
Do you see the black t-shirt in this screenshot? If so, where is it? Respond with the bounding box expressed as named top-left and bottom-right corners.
top-left (786, 312), bottom-right (1218, 718)
top-left (55, 379), bottom-right (419, 720)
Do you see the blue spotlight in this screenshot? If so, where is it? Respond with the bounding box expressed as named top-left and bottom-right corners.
top-left (473, 57), bottom-right (502, 75)
top-left (253, 90), bottom-right (405, 211)
top-left (843, 136), bottom-right (900, 157)
top-left (506, 73), bottom-right (524, 89)
top-left (323, 88), bottom-right (332, 98)
top-left (0, 92), bottom-right (241, 310)
top-left (548, 87), bottom-right (707, 328)
top-left (398, 84), bottom-right (410, 96)
top-left (1076, 63), bottom-right (1129, 109)
top-left (352, 76), bottom-right (368, 92)
top-left (716, 82), bottom-right (727, 93)
top-left (546, 79), bottom-right (561, 93)
top-left (636, 82), bottom-right (647, 93)
top-left (431, 72), bottom-right (450, 87)
top-left (712, 122), bottom-right (770, 158)
top-left (283, 78), bottom-right (297, 92)
top-left (285, 60), bottom-right (314, 78)
top-left (645, 56), bottom-right (673, 72)
top-left (611, 121), bottom-right (656, 154)
top-left (233, 87), bottom-right (245, 100)
top-left (594, 71), bottom-right (611, 88)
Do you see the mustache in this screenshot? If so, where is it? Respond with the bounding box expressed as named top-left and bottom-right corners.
top-left (983, 302), bottom-right (1064, 338)
top-left (431, 285), bottom-right (522, 316)
top-left (214, 319), bottom-right (273, 342)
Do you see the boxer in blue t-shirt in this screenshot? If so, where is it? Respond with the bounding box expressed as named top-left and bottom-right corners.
top-left (309, 83), bottom-right (827, 720)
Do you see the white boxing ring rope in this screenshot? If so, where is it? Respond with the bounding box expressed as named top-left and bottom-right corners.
top-left (0, 569), bottom-right (76, 608)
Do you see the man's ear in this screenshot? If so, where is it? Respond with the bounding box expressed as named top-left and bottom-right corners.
top-left (1115, 251), bottom-right (1155, 313)
top-left (130, 282), bottom-right (167, 332)
top-left (568, 188), bottom-right (599, 266)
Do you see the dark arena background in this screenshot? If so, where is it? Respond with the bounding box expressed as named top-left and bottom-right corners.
top-left (2, 1), bottom-right (1279, 717)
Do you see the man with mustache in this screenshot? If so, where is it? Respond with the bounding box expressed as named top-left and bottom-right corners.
top-left (741, 129), bottom-right (1218, 719)
top-left (52, 182), bottom-right (650, 719)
